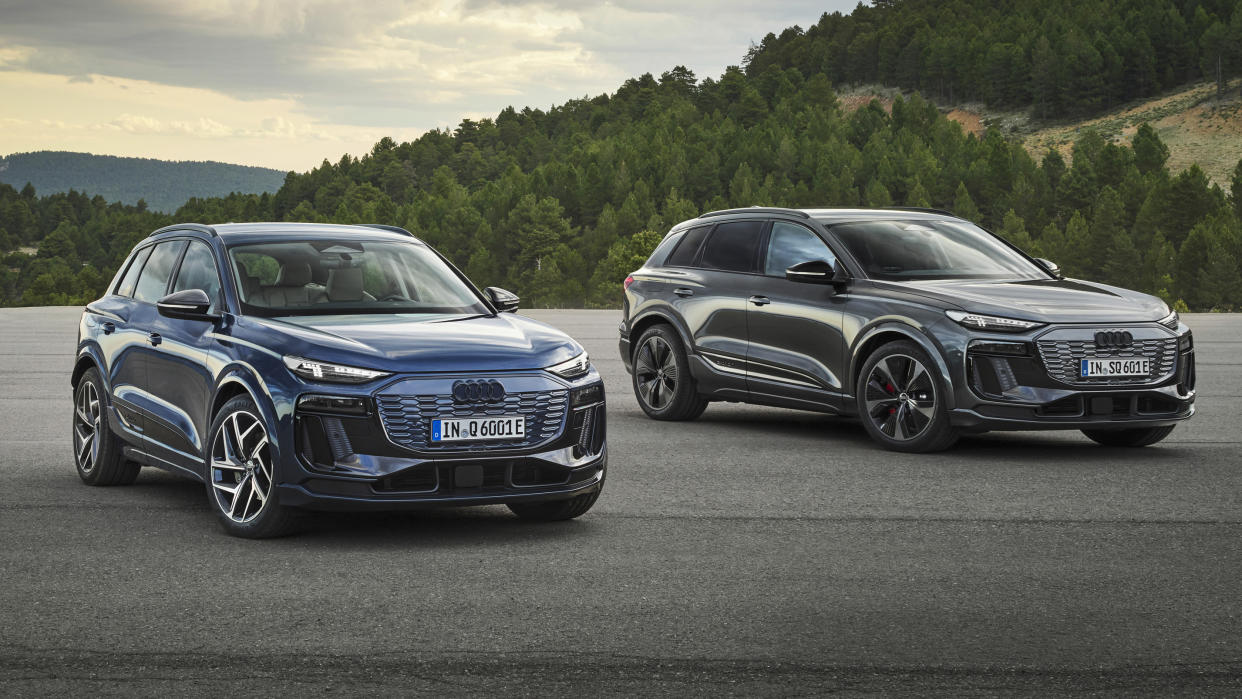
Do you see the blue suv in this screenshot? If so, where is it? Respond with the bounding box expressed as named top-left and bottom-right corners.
top-left (72, 223), bottom-right (606, 537)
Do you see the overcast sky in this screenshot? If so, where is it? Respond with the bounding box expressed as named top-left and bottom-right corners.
top-left (0, 0), bottom-right (860, 171)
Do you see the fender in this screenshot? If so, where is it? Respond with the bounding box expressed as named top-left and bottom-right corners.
top-left (848, 320), bottom-right (956, 409)
top-left (208, 364), bottom-right (286, 481)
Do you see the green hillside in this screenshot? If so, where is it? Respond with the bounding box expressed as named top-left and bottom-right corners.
top-left (0, 151), bottom-right (287, 213)
top-left (2, 0), bottom-right (1241, 311)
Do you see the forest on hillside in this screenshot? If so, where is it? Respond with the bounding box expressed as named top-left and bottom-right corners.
top-left (745, 0), bottom-right (1242, 115)
top-left (0, 151), bottom-right (287, 213)
top-left (1, 0), bottom-right (1241, 311)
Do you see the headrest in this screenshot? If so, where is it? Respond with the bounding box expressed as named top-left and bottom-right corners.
top-left (326, 267), bottom-right (364, 302)
top-left (241, 273), bottom-right (260, 296)
top-left (275, 262), bottom-right (312, 287)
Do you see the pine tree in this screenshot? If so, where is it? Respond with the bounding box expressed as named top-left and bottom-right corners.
top-left (1131, 123), bottom-right (1170, 174)
top-left (952, 182), bottom-right (981, 222)
top-left (1061, 211), bottom-right (1091, 279)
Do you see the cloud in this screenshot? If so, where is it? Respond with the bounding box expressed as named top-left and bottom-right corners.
top-left (0, 0), bottom-right (855, 168)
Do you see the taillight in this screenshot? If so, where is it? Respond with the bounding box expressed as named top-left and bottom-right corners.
top-left (623, 275), bottom-right (634, 289)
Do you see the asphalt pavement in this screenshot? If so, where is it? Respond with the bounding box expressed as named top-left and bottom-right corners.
top-left (1, 307), bottom-right (1240, 696)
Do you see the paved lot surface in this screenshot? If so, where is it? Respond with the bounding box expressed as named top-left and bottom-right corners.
top-left (1, 307), bottom-right (1240, 695)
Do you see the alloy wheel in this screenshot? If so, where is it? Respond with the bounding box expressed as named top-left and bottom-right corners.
top-left (635, 335), bottom-right (678, 410)
top-left (210, 410), bottom-right (274, 524)
top-left (863, 354), bottom-right (937, 441)
top-left (73, 381), bottom-right (102, 473)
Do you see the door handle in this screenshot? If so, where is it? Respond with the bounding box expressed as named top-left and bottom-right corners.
top-left (147, 333), bottom-right (162, 346)
top-left (101, 322), bottom-right (116, 335)
top-left (748, 295), bottom-right (771, 306)
top-left (674, 288), bottom-right (694, 298)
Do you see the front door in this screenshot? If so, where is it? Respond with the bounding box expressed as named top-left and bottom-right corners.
top-left (745, 220), bottom-right (847, 412)
top-left (142, 239), bottom-right (223, 477)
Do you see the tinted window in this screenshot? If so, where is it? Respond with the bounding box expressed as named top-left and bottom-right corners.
top-left (172, 240), bottom-right (222, 312)
top-left (765, 222), bottom-right (836, 276)
top-left (133, 240), bottom-right (186, 303)
top-left (114, 246), bottom-right (153, 297)
top-left (645, 232), bottom-right (683, 268)
top-left (665, 226), bottom-right (710, 267)
top-left (700, 220), bottom-right (763, 273)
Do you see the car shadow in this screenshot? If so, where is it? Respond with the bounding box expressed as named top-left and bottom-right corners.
top-left (128, 468), bottom-right (597, 546)
top-left (688, 407), bottom-right (1195, 463)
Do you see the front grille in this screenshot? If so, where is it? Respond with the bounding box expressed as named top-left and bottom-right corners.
top-left (1037, 337), bottom-right (1178, 386)
top-left (376, 390), bottom-right (568, 451)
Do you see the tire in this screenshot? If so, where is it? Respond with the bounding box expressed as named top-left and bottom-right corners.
top-left (206, 395), bottom-right (303, 538)
top-left (507, 488), bottom-right (601, 522)
top-left (631, 324), bottom-right (708, 421)
top-left (1081, 425), bottom-right (1176, 447)
top-left (73, 367), bottom-right (140, 486)
top-left (855, 341), bottom-right (959, 453)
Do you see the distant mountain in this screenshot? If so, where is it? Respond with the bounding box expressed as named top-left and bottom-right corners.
top-left (0, 151), bottom-right (287, 212)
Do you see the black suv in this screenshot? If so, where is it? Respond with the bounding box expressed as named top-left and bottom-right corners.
top-left (618, 207), bottom-right (1194, 452)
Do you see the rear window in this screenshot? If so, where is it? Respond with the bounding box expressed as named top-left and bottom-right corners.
top-left (665, 226), bottom-right (710, 267)
top-left (114, 246), bottom-right (153, 297)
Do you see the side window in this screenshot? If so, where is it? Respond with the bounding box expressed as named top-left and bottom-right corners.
top-left (133, 240), bottom-right (187, 303)
top-left (764, 222), bottom-right (837, 276)
top-left (665, 226), bottom-right (710, 267)
top-left (172, 241), bottom-right (223, 312)
top-left (114, 246), bottom-right (153, 297)
top-left (700, 220), bottom-right (763, 273)
top-left (645, 232), bottom-right (683, 268)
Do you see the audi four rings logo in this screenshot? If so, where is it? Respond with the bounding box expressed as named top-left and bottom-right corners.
top-left (1094, 330), bottom-right (1134, 348)
top-left (452, 379), bottom-right (506, 403)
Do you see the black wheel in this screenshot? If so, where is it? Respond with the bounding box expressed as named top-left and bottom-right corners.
top-left (1081, 425), bottom-right (1176, 447)
top-left (856, 341), bottom-right (959, 453)
top-left (632, 325), bottom-right (708, 421)
top-left (507, 488), bottom-right (601, 522)
top-left (73, 368), bottom-right (140, 486)
top-left (206, 395), bottom-right (303, 538)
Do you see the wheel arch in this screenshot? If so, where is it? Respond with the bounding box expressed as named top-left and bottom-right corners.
top-left (848, 322), bottom-right (955, 410)
top-left (71, 346), bottom-right (107, 391)
top-left (628, 310), bottom-right (693, 360)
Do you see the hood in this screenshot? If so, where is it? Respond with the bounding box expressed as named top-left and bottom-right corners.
top-left (246, 312), bottom-right (583, 373)
top-left (895, 278), bottom-right (1169, 324)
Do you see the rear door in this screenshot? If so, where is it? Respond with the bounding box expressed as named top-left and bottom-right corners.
top-left (123, 238), bottom-right (188, 470)
top-left (744, 220), bottom-right (847, 411)
top-left (95, 245), bottom-right (154, 441)
top-left (670, 219), bottom-right (767, 381)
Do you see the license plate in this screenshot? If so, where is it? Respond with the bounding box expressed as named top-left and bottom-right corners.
top-left (431, 415), bottom-right (525, 443)
top-left (1080, 358), bottom-right (1150, 378)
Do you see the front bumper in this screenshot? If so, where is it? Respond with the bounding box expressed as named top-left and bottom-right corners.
top-left (950, 320), bottom-right (1196, 431)
top-left (280, 368), bottom-right (606, 510)
top-left (278, 450), bottom-right (606, 511)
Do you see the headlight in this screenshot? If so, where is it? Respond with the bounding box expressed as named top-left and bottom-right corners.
top-left (945, 310), bottom-right (1044, 332)
top-left (546, 352), bottom-right (590, 379)
top-left (283, 356), bottom-right (391, 384)
top-left (1158, 309), bottom-right (1179, 330)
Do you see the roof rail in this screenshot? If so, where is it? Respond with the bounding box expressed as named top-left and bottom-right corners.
top-left (886, 206), bottom-right (956, 217)
top-left (148, 223), bottom-right (217, 238)
top-left (698, 206), bottom-right (811, 220)
top-left (359, 224), bottom-right (416, 236)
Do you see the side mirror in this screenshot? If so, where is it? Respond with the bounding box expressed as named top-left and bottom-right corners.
top-left (485, 286), bottom-right (520, 313)
top-left (1035, 258), bottom-right (1064, 279)
top-left (786, 259), bottom-right (849, 288)
top-left (157, 289), bottom-right (219, 321)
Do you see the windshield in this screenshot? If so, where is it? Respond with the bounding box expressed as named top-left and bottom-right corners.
top-left (227, 239), bottom-right (489, 316)
top-left (829, 219), bottom-right (1046, 281)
